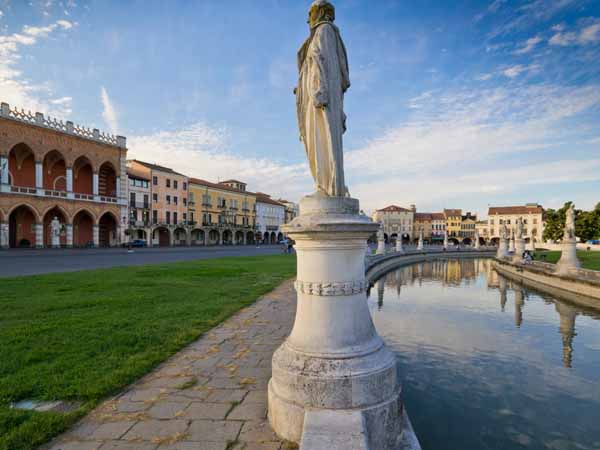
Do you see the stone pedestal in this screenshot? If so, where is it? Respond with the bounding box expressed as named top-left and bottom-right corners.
top-left (269, 193), bottom-right (407, 450)
top-left (496, 238), bottom-right (508, 259)
top-left (556, 237), bottom-right (580, 275)
top-left (376, 235), bottom-right (386, 255)
top-left (512, 238), bottom-right (525, 263)
top-left (0, 222), bottom-right (8, 249)
top-left (395, 237), bottom-right (404, 254)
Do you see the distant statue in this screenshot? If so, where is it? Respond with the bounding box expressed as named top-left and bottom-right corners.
top-left (377, 224), bottom-right (385, 242)
top-left (50, 216), bottom-right (61, 248)
top-left (1, 224), bottom-right (7, 247)
top-left (501, 224), bottom-right (509, 240)
top-left (516, 217), bottom-right (524, 239)
top-left (296, 0), bottom-right (350, 197)
top-left (564, 204), bottom-right (575, 240)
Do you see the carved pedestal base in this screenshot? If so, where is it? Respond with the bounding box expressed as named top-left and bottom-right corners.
top-left (269, 194), bottom-right (417, 450)
top-left (556, 238), bottom-right (580, 275)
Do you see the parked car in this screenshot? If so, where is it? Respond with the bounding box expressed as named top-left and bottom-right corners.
top-left (123, 239), bottom-right (147, 248)
top-left (586, 239), bottom-right (600, 245)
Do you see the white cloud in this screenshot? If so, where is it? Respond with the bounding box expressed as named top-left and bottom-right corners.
top-left (100, 86), bottom-right (118, 134)
top-left (0, 19), bottom-right (75, 116)
top-left (514, 35), bottom-right (542, 54)
top-left (501, 64), bottom-right (540, 78)
top-left (344, 83), bottom-right (600, 210)
top-left (549, 19), bottom-right (600, 46)
top-left (127, 124), bottom-right (311, 201)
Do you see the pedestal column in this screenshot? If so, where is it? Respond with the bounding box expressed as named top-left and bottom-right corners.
top-left (497, 237), bottom-right (509, 259)
top-left (512, 237), bottom-right (525, 263)
top-left (0, 222), bottom-right (8, 249)
top-left (269, 195), bottom-right (404, 450)
top-left (66, 224), bottom-right (73, 248)
top-left (93, 225), bottom-right (99, 248)
top-left (35, 223), bottom-right (43, 248)
top-left (395, 236), bottom-right (404, 253)
top-left (556, 236), bottom-right (580, 275)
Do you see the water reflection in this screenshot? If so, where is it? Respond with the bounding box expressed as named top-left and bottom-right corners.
top-left (368, 258), bottom-right (600, 450)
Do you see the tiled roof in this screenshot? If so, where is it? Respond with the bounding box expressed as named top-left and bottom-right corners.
top-left (377, 205), bottom-right (411, 212)
top-left (189, 178), bottom-right (256, 195)
top-left (220, 179), bottom-right (246, 185)
top-left (256, 193), bottom-right (285, 207)
top-left (130, 160), bottom-right (188, 177)
top-left (430, 212), bottom-right (445, 220)
top-left (488, 205), bottom-right (543, 215)
top-left (126, 166), bottom-right (151, 181)
top-left (444, 209), bottom-right (462, 216)
top-left (414, 213), bottom-right (433, 221)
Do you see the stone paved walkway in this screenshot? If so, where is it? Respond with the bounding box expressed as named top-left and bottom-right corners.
top-left (43, 281), bottom-right (297, 450)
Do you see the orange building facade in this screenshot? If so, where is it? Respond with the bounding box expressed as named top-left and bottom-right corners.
top-left (0, 102), bottom-right (128, 248)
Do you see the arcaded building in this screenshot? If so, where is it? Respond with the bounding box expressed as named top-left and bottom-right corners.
top-left (0, 102), bottom-right (127, 248)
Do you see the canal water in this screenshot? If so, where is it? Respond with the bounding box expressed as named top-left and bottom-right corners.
top-left (367, 258), bottom-right (600, 450)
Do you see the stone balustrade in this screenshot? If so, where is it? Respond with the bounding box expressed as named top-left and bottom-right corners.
top-left (0, 102), bottom-right (126, 148)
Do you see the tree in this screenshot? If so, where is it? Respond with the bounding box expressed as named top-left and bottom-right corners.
top-left (543, 202), bottom-right (571, 242)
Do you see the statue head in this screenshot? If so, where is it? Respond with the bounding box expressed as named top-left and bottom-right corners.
top-left (308, 0), bottom-right (335, 28)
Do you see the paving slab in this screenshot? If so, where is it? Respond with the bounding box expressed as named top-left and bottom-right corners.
top-left (41, 281), bottom-right (296, 450)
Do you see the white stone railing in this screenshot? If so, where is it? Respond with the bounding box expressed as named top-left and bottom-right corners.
top-left (0, 102), bottom-right (126, 148)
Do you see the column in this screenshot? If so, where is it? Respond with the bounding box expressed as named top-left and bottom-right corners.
top-left (35, 223), bottom-right (43, 248)
top-left (93, 225), bottom-right (99, 247)
top-left (35, 161), bottom-right (43, 194)
top-left (93, 172), bottom-right (99, 199)
top-left (0, 222), bottom-right (8, 249)
top-left (66, 167), bottom-right (74, 199)
top-left (66, 224), bottom-right (73, 248)
top-left (243, 233), bottom-right (247, 245)
top-left (269, 196), bottom-right (403, 450)
top-left (0, 155), bottom-right (8, 188)
top-left (116, 176), bottom-right (121, 199)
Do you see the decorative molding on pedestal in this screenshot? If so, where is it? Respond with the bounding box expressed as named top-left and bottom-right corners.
top-left (294, 280), bottom-right (367, 296)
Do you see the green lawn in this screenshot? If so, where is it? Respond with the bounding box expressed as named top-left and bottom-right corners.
top-left (534, 250), bottom-right (600, 270)
top-left (0, 255), bottom-right (296, 450)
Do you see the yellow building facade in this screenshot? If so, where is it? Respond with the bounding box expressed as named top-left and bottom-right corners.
top-left (187, 178), bottom-right (257, 245)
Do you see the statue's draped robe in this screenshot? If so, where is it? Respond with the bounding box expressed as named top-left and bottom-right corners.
top-left (296, 22), bottom-right (350, 197)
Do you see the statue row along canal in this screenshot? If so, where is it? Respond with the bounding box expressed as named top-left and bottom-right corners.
top-left (367, 257), bottom-right (600, 450)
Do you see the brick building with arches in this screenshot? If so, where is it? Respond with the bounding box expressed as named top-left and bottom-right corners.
top-left (0, 102), bottom-right (128, 248)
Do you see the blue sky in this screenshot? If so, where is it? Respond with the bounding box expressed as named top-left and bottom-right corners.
top-left (0, 0), bottom-right (599, 217)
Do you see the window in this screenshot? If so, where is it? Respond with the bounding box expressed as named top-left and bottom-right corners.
top-left (183, 213), bottom-right (187, 223)
top-left (189, 212), bottom-right (194, 223)
top-left (130, 192), bottom-right (136, 206)
top-left (143, 194), bottom-right (149, 207)
top-left (174, 196), bottom-right (178, 205)
top-left (173, 212), bottom-right (178, 224)
top-left (490, 219), bottom-right (494, 225)
top-left (153, 176), bottom-right (158, 186)
top-left (166, 211), bottom-right (171, 225)
top-left (166, 195), bottom-right (171, 205)
top-left (189, 192), bottom-right (195, 203)
top-left (183, 198), bottom-right (187, 206)
top-left (153, 193), bottom-right (158, 203)
top-left (183, 182), bottom-right (187, 191)
top-left (533, 218), bottom-right (538, 224)
top-left (129, 209), bottom-right (137, 222)
top-left (166, 178), bottom-right (171, 188)
top-left (174, 180), bottom-right (178, 189)
top-left (152, 210), bottom-right (158, 224)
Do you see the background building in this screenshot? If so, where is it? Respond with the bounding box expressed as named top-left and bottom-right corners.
top-left (444, 209), bottom-right (463, 243)
top-left (372, 205), bottom-right (415, 243)
top-left (278, 199), bottom-right (299, 224)
top-left (460, 212), bottom-right (477, 244)
top-left (126, 164), bottom-right (151, 237)
top-left (413, 213), bottom-right (433, 243)
top-left (0, 102), bottom-right (127, 248)
top-left (128, 160), bottom-right (189, 246)
top-left (255, 193), bottom-right (285, 244)
top-left (431, 213), bottom-right (446, 243)
top-left (486, 204), bottom-right (544, 245)
top-left (187, 178), bottom-right (257, 246)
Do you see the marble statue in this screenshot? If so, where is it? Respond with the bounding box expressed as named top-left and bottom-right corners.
top-left (50, 216), bottom-right (61, 248)
top-left (1, 224), bottom-right (8, 248)
top-left (443, 230), bottom-right (448, 249)
top-left (296, 0), bottom-right (350, 197)
top-left (556, 203), bottom-right (580, 273)
top-left (516, 217), bottom-right (524, 239)
top-left (564, 204), bottom-right (575, 240)
top-left (376, 223), bottom-right (386, 255)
